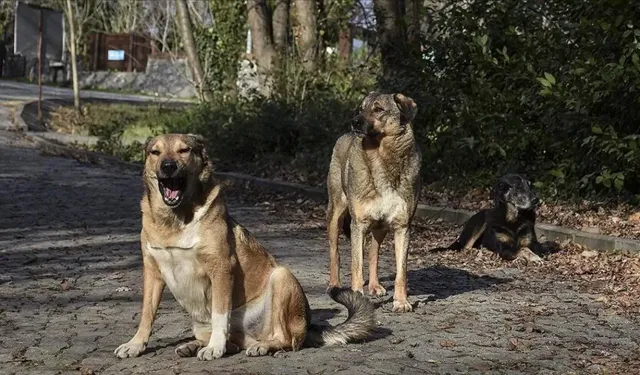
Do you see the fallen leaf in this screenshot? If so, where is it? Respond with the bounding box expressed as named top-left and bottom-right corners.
top-left (440, 340), bottom-right (457, 348)
top-left (628, 212), bottom-right (640, 223)
top-left (508, 338), bottom-right (521, 350)
top-left (581, 250), bottom-right (599, 258)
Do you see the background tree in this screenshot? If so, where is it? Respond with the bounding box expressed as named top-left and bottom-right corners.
top-left (0, 0), bottom-right (13, 38)
top-left (175, 0), bottom-right (211, 101)
top-left (293, 0), bottom-right (318, 71)
top-left (64, 0), bottom-right (81, 112)
top-left (373, 0), bottom-right (421, 91)
top-left (99, 0), bottom-right (142, 33)
top-left (272, 0), bottom-right (290, 54)
top-left (247, 0), bottom-right (278, 95)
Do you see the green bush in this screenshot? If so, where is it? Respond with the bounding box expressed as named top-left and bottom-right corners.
top-left (138, 59), bottom-right (374, 184)
top-left (88, 0), bottom-right (640, 203)
top-left (407, 0), bottom-right (640, 201)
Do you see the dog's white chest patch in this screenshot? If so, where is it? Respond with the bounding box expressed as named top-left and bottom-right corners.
top-left (366, 188), bottom-right (408, 224)
top-left (147, 231), bottom-right (211, 323)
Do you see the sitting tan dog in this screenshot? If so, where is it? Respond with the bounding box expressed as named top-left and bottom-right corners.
top-left (114, 134), bottom-right (375, 360)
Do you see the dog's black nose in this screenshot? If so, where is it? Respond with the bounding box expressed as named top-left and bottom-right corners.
top-left (160, 160), bottom-right (178, 177)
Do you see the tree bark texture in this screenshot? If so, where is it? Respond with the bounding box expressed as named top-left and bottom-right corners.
top-left (64, 0), bottom-right (81, 112)
top-left (373, 0), bottom-right (421, 90)
top-left (175, 0), bottom-right (212, 101)
top-left (272, 0), bottom-right (290, 54)
top-left (294, 0), bottom-right (318, 71)
top-left (338, 23), bottom-right (353, 63)
top-left (247, 0), bottom-right (277, 96)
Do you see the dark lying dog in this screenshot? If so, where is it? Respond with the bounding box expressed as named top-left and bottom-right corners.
top-left (435, 174), bottom-right (543, 262)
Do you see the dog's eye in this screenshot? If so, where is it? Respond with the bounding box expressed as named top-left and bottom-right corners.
top-left (150, 150), bottom-right (161, 156)
top-left (373, 106), bottom-right (384, 113)
top-left (178, 148), bottom-right (191, 154)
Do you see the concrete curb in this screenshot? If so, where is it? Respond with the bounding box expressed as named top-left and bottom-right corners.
top-left (215, 171), bottom-right (640, 253)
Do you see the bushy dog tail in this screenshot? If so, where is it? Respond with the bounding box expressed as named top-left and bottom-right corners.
top-left (304, 287), bottom-right (375, 347)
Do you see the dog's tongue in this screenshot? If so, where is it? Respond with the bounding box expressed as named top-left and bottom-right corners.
top-left (163, 187), bottom-right (180, 200)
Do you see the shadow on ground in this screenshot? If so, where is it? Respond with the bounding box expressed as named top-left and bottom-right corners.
top-left (379, 266), bottom-right (510, 302)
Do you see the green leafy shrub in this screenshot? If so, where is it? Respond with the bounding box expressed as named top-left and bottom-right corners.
top-left (86, 0), bottom-right (640, 203)
top-left (160, 61), bottom-right (376, 183)
top-left (407, 0), bottom-right (640, 201)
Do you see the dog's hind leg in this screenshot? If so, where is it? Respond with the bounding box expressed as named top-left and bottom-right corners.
top-left (350, 220), bottom-right (367, 294)
top-left (176, 322), bottom-right (239, 357)
top-left (242, 267), bottom-right (308, 357)
top-left (458, 210), bottom-right (487, 250)
top-left (368, 229), bottom-right (387, 297)
top-left (327, 197), bottom-right (348, 289)
top-left (392, 226), bottom-right (412, 313)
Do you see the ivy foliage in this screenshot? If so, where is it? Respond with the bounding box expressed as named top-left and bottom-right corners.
top-left (192, 0), bottom-right (247, 97)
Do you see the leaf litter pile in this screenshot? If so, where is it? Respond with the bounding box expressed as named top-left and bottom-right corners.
top-left (225, 179), bottom-right (640, 316)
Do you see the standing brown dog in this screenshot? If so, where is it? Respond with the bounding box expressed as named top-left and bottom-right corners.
top-left (326, 92), bottom-right (422, 313)
top-left (114, 134), bottom-right (375, 360)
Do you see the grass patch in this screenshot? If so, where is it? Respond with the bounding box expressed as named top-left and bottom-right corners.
top-left (49, 103), bottom-right (181, 142)
top-left (49, 102), bottom-right (186, 162)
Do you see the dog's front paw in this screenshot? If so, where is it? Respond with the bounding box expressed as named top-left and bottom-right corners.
top-left (175, 340), bottom-right (204, 357)
top-left (114, 341), bottom-right (146, 358)
top-left (392, 300), bottom-right (413, 313)
top-left (368, 283), bottom-right (387, 297)
top-left (519, 247), bottom-right (543, 263)
top-left (197, 344), bottom-right (226, 361)
top-left (246, 342), bottom-right (270, 357)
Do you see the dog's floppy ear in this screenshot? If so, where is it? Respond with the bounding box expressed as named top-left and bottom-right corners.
top-left (490, 179), bottom-right (509, 205)
top-left (350, 107), bottom-right (363, 132)
top-left (362, 91), bottom-right (381, 109)
top-left (393, 93), bottom-right (417, 125)
top-left (187, 133), bottom-right (208, 162)
top-left (143, 136), bottom-right (155, 162)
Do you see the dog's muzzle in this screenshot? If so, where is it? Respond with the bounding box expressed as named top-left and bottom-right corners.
top-left (157, 160), bottom-right (186, 207)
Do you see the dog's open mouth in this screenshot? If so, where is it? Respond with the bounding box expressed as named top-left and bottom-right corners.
top-left (158, 177), bottom-right (186, 207)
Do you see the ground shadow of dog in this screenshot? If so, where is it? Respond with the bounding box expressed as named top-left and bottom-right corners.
top-left (377, 265), bottom-right (511, 308)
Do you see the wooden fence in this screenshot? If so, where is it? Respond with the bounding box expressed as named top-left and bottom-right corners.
top-left (87, 33), bottom-right (152, 72)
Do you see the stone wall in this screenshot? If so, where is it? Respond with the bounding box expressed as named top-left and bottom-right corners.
top-left (79, 57), bottom-right (196, 98)
top-left (77, 56), bottom-right (263, 99)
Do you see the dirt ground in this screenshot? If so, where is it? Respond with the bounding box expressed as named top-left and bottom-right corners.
top-left (1, 130), bottom-right (639, 375)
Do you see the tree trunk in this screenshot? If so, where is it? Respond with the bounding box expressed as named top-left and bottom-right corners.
top-left (272, 0), bottom-right (289, 54)
top-left (161, 0), bottom-right (171, 52)
top-left (294, 0), bottom-right (318, 71)
top-left (338, 24), bottom-right (353, 63)
top-left (247, 0), bottom-right (277, 96)
top-left (65, 0), bottom-right (81, 112)
top-left (373, 0), bottom-right (418, 90)
top-left (405, 0), bottom-right (421, 45)
top-left (175, 0), bottom-right (212, 101)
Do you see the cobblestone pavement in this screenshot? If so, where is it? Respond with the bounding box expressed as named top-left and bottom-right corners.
top-left (1, 130), bottom-right (639, 375)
